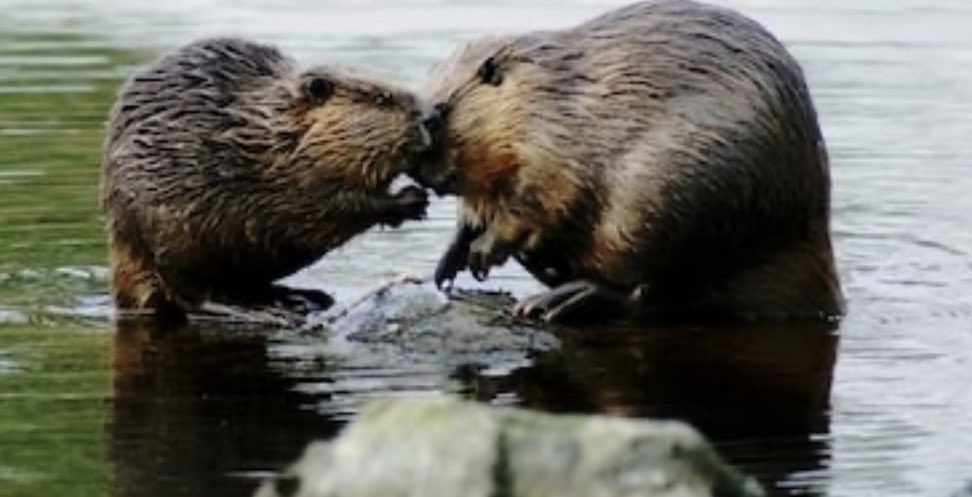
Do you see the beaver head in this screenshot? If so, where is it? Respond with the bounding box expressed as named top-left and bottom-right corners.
top-left (412, 36), bottom-right (594, 204)
top-left (274, 66), bottom-right (436, 192)
top-left (107, 39), bottom-right (437, 198)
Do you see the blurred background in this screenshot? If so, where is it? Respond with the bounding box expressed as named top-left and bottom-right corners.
top-left (0, 1), bottom-right (970, 496)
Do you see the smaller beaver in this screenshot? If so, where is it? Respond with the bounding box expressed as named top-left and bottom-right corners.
top-left (102, 37), bottom-right (438, 319)
top-left (414, 0), bottom-right (844, 323)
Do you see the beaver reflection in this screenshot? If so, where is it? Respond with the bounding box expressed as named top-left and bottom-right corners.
top-left (108, 320), bottom-right (341, 497)
top-left (457, 321), bottom-right (839, 494)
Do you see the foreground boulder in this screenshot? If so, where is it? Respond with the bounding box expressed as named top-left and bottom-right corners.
top-left (254, 397), bottom-right (764, 497)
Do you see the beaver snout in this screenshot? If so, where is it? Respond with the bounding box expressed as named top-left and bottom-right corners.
top-left (408, 123), bottom-right (433, 154)
top-left (408, 104), bottom-right (448, 155)
top-left (406, 103), bottom-right (458, 196)
top-left (422, 103), bottom-right (449, 138)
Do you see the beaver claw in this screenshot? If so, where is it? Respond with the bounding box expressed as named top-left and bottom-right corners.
top-left (433, 224), bottom-right (513, 288)
top-left (434, 223), bottom-right (483, 289)
top-left (382, 186), bottom-right (428, 227)
top-left (513, 280), bottom-right (632, 323)
top-left (467, 234), bottom-right (512, 282)
top-left (435, 243), bottom-right (467, 290)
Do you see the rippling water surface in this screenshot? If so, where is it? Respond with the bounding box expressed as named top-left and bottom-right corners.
top-left (0, 1), bottom-right (970, 496)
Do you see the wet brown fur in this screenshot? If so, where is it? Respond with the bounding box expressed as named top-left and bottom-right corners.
top-left (102, 38), bottom-right (429, 316)
top-left (420, 0), bottom-right (844, 320)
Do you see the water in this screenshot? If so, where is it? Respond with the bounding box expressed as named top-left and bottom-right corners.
top-left (0, 1), bottom-right (970, 496)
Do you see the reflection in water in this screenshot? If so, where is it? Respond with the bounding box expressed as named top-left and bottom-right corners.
top-left (460, 322), bottom-right (839, 494)
top-left (107, 317), bottom-right (838, 497)
top-left (108, 320), bottom-right (341, 497)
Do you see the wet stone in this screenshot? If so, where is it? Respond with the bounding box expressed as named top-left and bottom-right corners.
top-left (310, 278), bottom-right (559, 367)
top-left (254, 397), bottom-right (765, 497)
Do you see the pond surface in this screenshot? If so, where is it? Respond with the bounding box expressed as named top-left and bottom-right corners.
top-left (1, 0), bottom-right (971, 496)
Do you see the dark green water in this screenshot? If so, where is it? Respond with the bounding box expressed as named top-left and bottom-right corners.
top-left (1, 1), bottom-right (971, 496)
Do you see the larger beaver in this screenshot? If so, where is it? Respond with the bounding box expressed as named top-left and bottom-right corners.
top-left (414, 0), bottom-right (844, 322)
top-left (102, 38), bottom-right (436, 319)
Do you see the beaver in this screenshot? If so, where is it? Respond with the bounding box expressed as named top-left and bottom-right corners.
top-left (102, 37), bottom-right (437, 319)
top-left (414, 0), bottom-right (844, 323)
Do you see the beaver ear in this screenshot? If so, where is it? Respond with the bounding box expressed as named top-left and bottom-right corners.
top-left (304, 77), bottom-right (334, 105)
top-left (476, 56), bottom-right (504, 87)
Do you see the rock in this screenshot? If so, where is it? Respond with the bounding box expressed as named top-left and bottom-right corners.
top-left (254, 397), bottom-right (764, 497)
top-left (309, 278), bottom-right (559, 367)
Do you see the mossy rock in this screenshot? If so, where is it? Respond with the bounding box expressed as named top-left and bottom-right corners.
top-left (255, 397), bottom-right (764, 497)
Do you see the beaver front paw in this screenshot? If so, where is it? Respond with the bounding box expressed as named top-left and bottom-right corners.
top-left (382, 186), bottom-right (429, 228)
top-left (435, 223), bottom-right (483, 289)
top-left (467, 233), bottom-right (512, 281)
top-left (435, 247), bottom-right (465, 290)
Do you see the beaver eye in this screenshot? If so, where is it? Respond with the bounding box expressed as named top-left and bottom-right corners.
top-left (306, 77), bottom-right (334, 105)
top-left (374, 91), bottom-right (394, 107)
top-left (477, 56), bottom-right (503, 87)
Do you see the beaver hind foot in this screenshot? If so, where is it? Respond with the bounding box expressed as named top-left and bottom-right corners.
top-left (514, 280), bottom-right (636, 324)
top-left (224, 285), bottom-right (336, 316)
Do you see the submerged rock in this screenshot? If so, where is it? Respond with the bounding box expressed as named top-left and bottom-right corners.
top-left (254, 397), bottom-right (764, 497)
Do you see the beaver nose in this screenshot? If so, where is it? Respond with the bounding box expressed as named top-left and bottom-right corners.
top-left (421, 103), bottom-right (449, 141)
top-left (412, 123), bottom-right (433, 152)
top-left (410, 104), bottom-right (448, 154)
